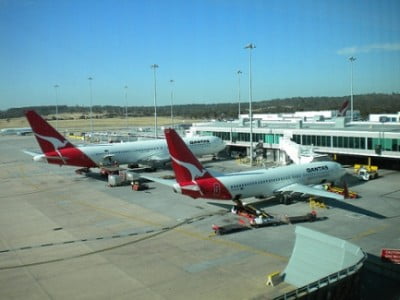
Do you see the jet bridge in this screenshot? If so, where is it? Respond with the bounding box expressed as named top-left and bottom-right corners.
top-left (278, 226), bottom-right (366, 299)
top-left (279, 136), bottom-right (329, 164)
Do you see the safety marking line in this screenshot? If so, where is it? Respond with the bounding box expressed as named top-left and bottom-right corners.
top-left (0, 209), bottom-right (290, 271)
top-left (0, 213), bottom-right (219, 255)
top-left (0, 229), bottom-right (163, 254)
top-left (348, 224), bottom-right (389, 242)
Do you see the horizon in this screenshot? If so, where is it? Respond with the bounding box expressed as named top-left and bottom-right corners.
top-left (1, 0), bottom-right (399, 110)
top-left (2, 92), bottom-right (399, 112)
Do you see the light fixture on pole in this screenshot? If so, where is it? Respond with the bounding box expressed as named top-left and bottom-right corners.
top-left (237, 70), bottom-right (242, 119)
top-left (349, 56), bottom-right (356, 122)
top-left (54, 84), bottom-right (59, 130)
top-left (151, 64), bottom-right (159, 138)
top-left (124, 85), bottom-right (128, 128)
top-left (88, 76), bottom-right (94, 137)
top-left (170, 79), bottom-right (174, 128)
top-left (244, 43), bottom-right (256, 166)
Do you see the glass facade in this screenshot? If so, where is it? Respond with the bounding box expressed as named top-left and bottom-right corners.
top-left (205, 130), bottom-right (400, 152)
top-left (293, 134), bottom-right (400, 152)
top-left (210, 131), bottom-right (283, 144)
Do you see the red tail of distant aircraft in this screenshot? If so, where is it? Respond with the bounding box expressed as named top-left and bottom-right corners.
top-left (338, 100), bottom-right (350, 117)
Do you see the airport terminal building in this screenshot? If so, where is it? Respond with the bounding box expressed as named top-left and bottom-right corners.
top-left (187, 111), bottom-right (400, 167)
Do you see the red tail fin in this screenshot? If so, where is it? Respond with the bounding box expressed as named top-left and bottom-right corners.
top-left (338, 100), bottom-right (349, 117)
top-left (25, 110), bottom-right (74, 154)
top-left (164, 128), bottom-right (212, 183)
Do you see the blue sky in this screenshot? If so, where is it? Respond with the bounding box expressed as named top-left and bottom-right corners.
top-left (0, 0), bottom-right (399, 110)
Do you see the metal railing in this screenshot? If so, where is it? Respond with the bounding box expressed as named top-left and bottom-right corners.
top-left (274, 252), bottom-right (367, 300)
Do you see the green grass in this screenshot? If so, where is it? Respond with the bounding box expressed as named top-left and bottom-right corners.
top-left (0, 115), bottom-right (195, 131)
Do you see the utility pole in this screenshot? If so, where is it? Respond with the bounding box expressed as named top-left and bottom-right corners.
top-left (244, 43), bottom-right (256, 166)
top-left (124, 85), bottom-right (128, 128)
top-left (88, 77), bottom-right (93, 137)
top-left (237, 70), bottom-right (242, 119)
top-left (150, 64), bottom-right (159, 138)
top-left (54, 84), bottom-right (59, 130)
top-left (349, 56), bottom-right (356, 121)
top-left (170, 79), bottom-right (174, 128)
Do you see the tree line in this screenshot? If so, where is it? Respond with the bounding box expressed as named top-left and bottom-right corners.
top-left (1, 93), bottom-right (399, 120)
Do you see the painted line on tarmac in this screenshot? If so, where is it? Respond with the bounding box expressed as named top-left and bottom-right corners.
top-left (0, 214), bottom-right (216, 270)
top-left (0, 213), bottom-right (217, 255)
top-left (0, 228), bottom-right (165, 254)
top-left (348, 224), bottom-right (389, 242)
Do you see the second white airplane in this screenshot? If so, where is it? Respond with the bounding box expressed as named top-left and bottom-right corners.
top-left (142, 128), bottom-right (347, 202)
top-left (24, 110), bottom-right (225, 171)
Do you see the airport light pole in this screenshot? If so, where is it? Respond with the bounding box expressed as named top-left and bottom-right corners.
top-left (88, 76), bottom-right (94, 137)
top-left (54, 84), bottom-right (59, 130)
top-left (151, 64), bottom-right (159, 138)
top-left (237, 70), bottom-right (242, 119)
top-left (349, 56), bottom-right (356, 122)
top-left (124, 85), bottom-right (128, 128)
top-left (170, 79), bottom-right (174, 128)
top-left (244, 43), bottom-right (256, 166)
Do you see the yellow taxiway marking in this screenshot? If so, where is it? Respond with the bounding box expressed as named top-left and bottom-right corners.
top-left (349, 224), bottom-right (389, 242)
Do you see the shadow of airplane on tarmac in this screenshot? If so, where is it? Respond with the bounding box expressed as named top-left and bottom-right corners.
top-left (208, 194), bottom-right (387, 220)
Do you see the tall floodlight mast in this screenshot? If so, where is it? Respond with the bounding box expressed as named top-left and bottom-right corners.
top-left (88, 77), bottom-right (94, 137)
top-left (244, 43), bottom-right (256, 166)
top-left (170, 79), bottom-right (174, 128)
top-left (151, 64), bottom-right (159, 138)
top-left (237, 70), bottom-right (242, 119)
top-left (349, 56), bottom-right (356, 121)
top-left (54, 84), bottom-right (59, 130)
top-left (124, 85), bottom-right (128, 128)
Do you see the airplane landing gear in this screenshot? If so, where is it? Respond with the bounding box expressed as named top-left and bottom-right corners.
top-left (278, 194), bottom-right (292, 205)
top-left (75, 167), bottom-right (90, 175)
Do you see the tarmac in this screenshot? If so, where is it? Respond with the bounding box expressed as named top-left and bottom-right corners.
top-left (0, 135), bottom-right (399, 299)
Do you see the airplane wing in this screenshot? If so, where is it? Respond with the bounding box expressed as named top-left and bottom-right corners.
top-left (277, 183), bottom-right (344, 200)
top-left (136, 157), bottom-right (170, 168)
top-left (139, 174), bottom-right (177, 188)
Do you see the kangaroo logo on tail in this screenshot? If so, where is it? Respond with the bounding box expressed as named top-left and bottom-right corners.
top-left (170, 155), bottom-right (207, 182)
top-left (34, 133), bottom-right (69, 151)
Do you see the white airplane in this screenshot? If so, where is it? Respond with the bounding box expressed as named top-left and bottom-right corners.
top-left (0, 127), bottom-right (32, 136)
top-left (141, 128), bottom-right (347, 202)
top-left (24, 110), bottom-right (225, 172)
